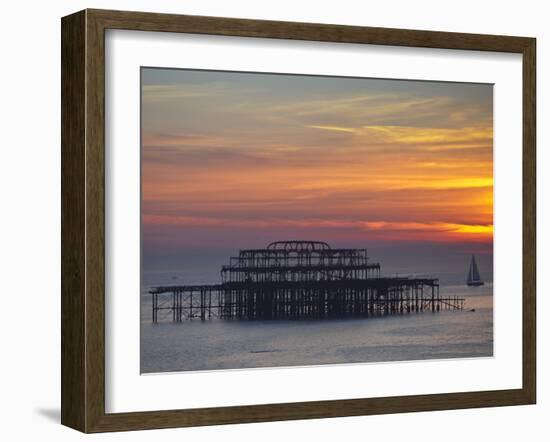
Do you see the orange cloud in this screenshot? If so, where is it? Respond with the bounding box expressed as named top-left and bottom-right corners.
top-left (143, 214), bottom-right (492, 243)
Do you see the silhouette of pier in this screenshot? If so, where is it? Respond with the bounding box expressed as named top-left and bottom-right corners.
top-left (150, 241), bottom-right (465, 323)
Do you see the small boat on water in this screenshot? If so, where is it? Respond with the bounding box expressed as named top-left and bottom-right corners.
top-left (466, 254), bottom-right (484, 287)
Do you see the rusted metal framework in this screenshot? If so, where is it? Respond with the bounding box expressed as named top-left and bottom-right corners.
top-left (221, 241), bottom-right (380, 284)
top-left (150, 241), bottom-right (465, 323)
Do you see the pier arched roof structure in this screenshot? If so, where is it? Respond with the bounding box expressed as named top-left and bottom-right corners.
top-left (266, 240), bottom-right (331, 252)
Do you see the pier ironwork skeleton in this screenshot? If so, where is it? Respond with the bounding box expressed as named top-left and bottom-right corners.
top-left (150, 241), bottom-right (465, 323)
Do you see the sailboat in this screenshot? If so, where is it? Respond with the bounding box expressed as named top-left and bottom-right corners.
top-left (466, 254), bottom-right (484, 287)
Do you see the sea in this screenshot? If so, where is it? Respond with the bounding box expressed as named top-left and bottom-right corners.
top-left (140, 262), bottom-right (493, 374)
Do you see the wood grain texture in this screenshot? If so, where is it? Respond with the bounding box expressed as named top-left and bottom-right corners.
top-left (61, 10), bottom-right (86, 432)
top-left (85, 9), bottom-right (107, 433)
top-left (90, 8), bottom-right (533, 52)
top-left (60, 8), bottom-right (537, 433)
top-left (522, 38), bottom-right (536, 403)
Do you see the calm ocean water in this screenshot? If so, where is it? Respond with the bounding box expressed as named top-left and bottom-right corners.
top-left (140, 268), bottom-right (493, 373)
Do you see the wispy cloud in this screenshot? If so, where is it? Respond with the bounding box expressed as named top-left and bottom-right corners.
top-left (142, 84), bottom-right (219, 102)
top-left (143, 214), bottom-right (493, 243)
top-left (304, 125), bottom-right (358, 133)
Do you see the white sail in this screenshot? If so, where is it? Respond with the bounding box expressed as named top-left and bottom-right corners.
top-left (467, 255), bottom-right (483, 286)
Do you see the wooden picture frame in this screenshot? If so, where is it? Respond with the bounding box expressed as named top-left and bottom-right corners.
top-left (61, 8), bottom-right (536, 433)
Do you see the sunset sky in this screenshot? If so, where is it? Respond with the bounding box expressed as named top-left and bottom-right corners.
top-left (141, 68), bottom-right (493, 275)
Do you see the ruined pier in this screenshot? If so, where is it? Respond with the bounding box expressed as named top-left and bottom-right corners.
top-left (150, 241), bottom-right (465, 323)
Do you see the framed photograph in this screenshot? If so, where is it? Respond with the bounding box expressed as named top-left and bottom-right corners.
top-left (61, 9), bottom-right (536, 433)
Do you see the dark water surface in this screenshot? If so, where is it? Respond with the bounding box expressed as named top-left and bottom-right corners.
top-left (140, 269), bottom-right (493, 373)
